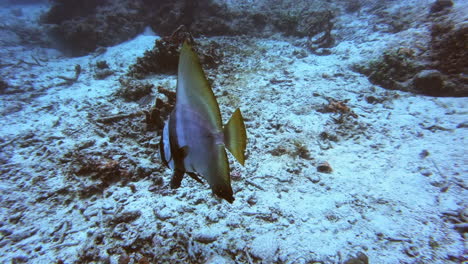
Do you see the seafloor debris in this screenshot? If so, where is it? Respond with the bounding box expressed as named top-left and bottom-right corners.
top-left (41, 0), bottom-right (148, 56)
top-left (268, 138), bottom-right (312, 160)
top-left (93, 60), bottom-right (114, 79)
top-left (40, 0), bottom-right (339, 56)
top-left (343, 251), bottom-right (369, 264)
top-left (412, 69), bottom-right (446, 96)
top-left (430, 22), bottom-right (468, 96)
top-left (68, 154), bottom-right (132, 198)
top-left (95, 112), bottom-right (144, 125)
top-left (441, 208), bottom-right (468, 236)
top-left (318, 98), bottom-right (358, 118)
top-left (317, 96), bottom-right (369, 147)
top-left (144, 86), bottom-right (175, 131)
top-left (352, 49), bottom-right (421, 93)
top-left (56, 64), bottom-right (82, 86)
top-left (305, 11), bottom-right (335, 55)
top-left (317, 161), bottom-right (333, 173)
top-left (0, 78), bottom-right (9, 93)
top-left (283, 9), bottom-right (336, 55)
top-left (429, 0), bottom-right (453, 14)
top-left (354, 12), bottom-right (467, 97)
top-left (73, 157), bottom-right (131, 181)
top-left (127, 25), bottom-right (221, 79)
top-left (127, 25), bottom-right (194, 78)
top-left (344, 0), bottom-right (362, 13)
top-left (117, 76), bottom-right (154, 101)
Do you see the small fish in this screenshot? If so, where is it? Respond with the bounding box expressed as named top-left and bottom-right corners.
top-left (160, 41), bottom-right (247, 203)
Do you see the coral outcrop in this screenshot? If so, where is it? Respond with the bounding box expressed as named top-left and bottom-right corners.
top-left (41, 0), bottom-right (149, 56)
top-left (117, 77), bottom-right (154, 102)
top-left (429, 0), bottom-right (454, 14)
top-left (430, 22), bottom-right (468, 96)
top-left (0, 78), bottom-right (8, 93)
top-left (354, 10), bottom-right (467, 97)
top-left (127, 26), bottom-right (221, 78)
top-left (41, 0), bottom-right (338, 56)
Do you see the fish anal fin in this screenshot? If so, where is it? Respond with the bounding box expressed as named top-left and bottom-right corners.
top-left (223, 108), bottom-right (247, 166)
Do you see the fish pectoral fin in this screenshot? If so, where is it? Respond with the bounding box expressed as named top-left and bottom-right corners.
top-left (187, 172), bottom-right (204, 184)
top-left (223, 108), bottom-right (247, 165)
top-left (170, 169), bottom-right (185, 189)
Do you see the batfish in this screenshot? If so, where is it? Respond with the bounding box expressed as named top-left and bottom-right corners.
top-left (160, 41), bottom-right (247, 203)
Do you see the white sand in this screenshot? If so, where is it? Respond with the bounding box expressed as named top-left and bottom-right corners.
top-left (0, 1), bottom-right (466, 263)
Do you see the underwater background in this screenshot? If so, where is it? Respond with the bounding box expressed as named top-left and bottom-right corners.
top-left (0, 0), bottom-right (466, 263)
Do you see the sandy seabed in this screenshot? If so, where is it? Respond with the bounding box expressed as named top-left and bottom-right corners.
top-left (0, 1), bottom-right (466, 263)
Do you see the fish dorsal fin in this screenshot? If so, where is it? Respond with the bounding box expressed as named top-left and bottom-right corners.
top-left (177, 41), bottom-right (223, 130)
top-left (223, 108), bottom-right (247, 166)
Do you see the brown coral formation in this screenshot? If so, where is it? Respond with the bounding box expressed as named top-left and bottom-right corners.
top-left (430, 22), bottom-right (468, 95)
top-left (117, 77), bottom-right (154, 102)
top-left (41, 0), bottom-right (150, 56)
top-left (41, 0), bottom-right (337, 56)
top-left (355, 19), bottom-right (467, 97)
top-left (144, 86), bottom-right (176, 132)
top-left (127, 26), bottom-right (221, 78)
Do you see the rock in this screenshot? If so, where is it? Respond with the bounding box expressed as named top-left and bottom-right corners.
top-left (9, 228), bottom-right (38, 243)
top-left (204, 255), bottom-right (234, 264)
top-left (154, 207), bottom-right (175, 221)
top-left (355, 49), bottom-right (421, 92)
top-left (94, 61), bottom-right (114, 79)
top-left (250, 233), bottom-right (279, 262)
top-left (430, 23), bottom-right (468, 96)
top-left (317, 161), bottom-right (333, 173)
top-left (404, 245), bottom-right (420, 257)
top-left (419, 149), bottom-right (430, 158)
top-left (111, 223), bottom-right (139, 246)
top-left (41, 0), bottom-right (338, 56)
top-left (108, 210), bottom-right (141, 227)
top-left (420, 168), bottom-right (433, 177)
top-left (205, 211), bottom-right (221, 223)
top-left (41, 0), bottom-right (148, 56)
top-left (117, 76), bottom-right (153, 101)
top-left (0, 79), bottom-right (8, 93)
top-left (308, 175), bottom-right (321, 183)
top-left (356, 35), bottom-right (467, 97)
top-left (0, 228), bottom-right (13, 236)
top-left (96, 61), bottom-right (109, 69)
top-left (194, 231), bottom-right (218, 244)
top-left (75, 244), bottom-right (103, 263)
top-left (11, 255), bottom-right (29, 263)
top-left (343, 252), bottom-right (369, 264)
top-left (453, 223), bottom-right (468, 233)
top-left (127, 26), bottom-right (221, 78)
top-left (144, 86), bottom-right (176, 131)
top-left (430, 0), bottom-right (453, 14)
top-left (344, 0), bottom-right (362, 13)
top-left (412, 70), bottom-right (447, 96)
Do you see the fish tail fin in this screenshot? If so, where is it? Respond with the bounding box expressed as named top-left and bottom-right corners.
top-left (223, 108), bottom-right (247, 166)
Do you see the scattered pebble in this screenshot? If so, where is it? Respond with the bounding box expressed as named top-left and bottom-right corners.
top-left (194, 232), bottom-right (218, 244)
top-left (317, 161), bottom-right (333, 173)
